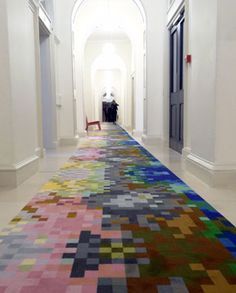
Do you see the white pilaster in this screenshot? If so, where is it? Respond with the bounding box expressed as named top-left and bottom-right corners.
top-left (185, 0), bottom-right (236, 186)
top-left (0, 0), bottom-right (40, 187)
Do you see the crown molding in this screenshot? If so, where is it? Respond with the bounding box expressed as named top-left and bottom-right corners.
top-left (28, 0), bottom-right (39, 13)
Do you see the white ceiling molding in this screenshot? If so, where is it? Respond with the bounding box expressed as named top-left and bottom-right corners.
top-left (39, 4), bottom-right (52, 33)
top-left (28, 0), bottom-right (39, 12)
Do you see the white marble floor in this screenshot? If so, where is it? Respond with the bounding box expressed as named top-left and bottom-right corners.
top-left (0, 128), bottom-right (236, 231)
top-left (0, 146), bottom-right (76, 230)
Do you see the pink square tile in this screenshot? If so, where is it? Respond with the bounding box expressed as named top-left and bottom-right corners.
top-left (66, 285), bottom-right (83, 293)
top-left (98, 264), bottom-right (125, 278)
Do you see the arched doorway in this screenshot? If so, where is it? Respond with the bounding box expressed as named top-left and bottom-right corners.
top-left (88, 36), bottom-right (129, 126)
top-left (71, 0), bottom-right (146, 135)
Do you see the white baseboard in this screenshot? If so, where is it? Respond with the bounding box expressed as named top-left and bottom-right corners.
top-left (132, 130), bottom-right (143, 138)
top-left (142, 134), bottom-right (163, 145)
top-left (59, 136), bottom-right (79, 146)
top-left (185, 153), bottom-right (236, 187)
top-left (79, 131), bottom-right (87, 138)
top-left (182, 147), bottom-right (191, 159)
top-left (35, 147), bottom-right (46, 158)
top-left (122, 125), bottom-right (132, 132)
top-left (0, 155), bottom-right (39, 187)
top-left (41, 141), bottom-right (59, 151)
top-left (48, 141), bottom-right (59, 150)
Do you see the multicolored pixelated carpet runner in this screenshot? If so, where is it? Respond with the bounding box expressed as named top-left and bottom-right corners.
top-left (0, 125), bottom-right (236, 292)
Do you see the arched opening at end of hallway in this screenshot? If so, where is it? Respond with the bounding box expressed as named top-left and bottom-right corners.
top-left (94, 70), bottom-right (122, 123)
top-left (71, 0), bottom-right (146, 136)
top-left (87, 35), bottom-right (130, 126)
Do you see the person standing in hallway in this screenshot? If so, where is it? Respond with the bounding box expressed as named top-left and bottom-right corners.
top-left (110, 99), bottom-right (119, 124)
top-left (103, 101), bottom-right (109, 122)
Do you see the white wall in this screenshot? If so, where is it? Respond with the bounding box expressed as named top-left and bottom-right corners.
top-left (215, 0), bottom-right (236, 166)
top-left (53, 0), bottom-right (77, 140)
top-left (186, 0), bottom-right (236, 168)
top-left (187, 0), bottom-right (217, 162)
top-left (7, 0), bottom-right (39, 163)
top-left (0, 0), bottom-right (14, 167)
top-left (0, 0), bottom-right (40, 186)
top-left (143, 0), bottom-right (167, 142)
top-left (177, 0), bottom-right (236, 186)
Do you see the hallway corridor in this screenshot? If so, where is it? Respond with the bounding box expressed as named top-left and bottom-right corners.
top-left (0, 125), bottom-right (235, 292)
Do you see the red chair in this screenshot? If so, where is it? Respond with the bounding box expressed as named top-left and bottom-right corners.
top-left (85, 116), bottom-right (101, 131)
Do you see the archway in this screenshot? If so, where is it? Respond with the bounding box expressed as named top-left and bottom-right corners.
top-left (72, 0), bottom-right (146, 26)
top-left (88, 37), bottom-right (129, 126)
top-left (72, 0), bottom-right (146, 135)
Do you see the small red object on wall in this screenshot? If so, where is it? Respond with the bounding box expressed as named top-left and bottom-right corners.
top-left (185, 54), bottom-right (192, 64)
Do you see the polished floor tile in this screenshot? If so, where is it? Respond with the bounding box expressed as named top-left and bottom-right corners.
top-left (0, 145), bottom-right (77, 230)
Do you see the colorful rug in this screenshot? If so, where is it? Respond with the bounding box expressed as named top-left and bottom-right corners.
top-left (0, 125), bottom-right (236, 293)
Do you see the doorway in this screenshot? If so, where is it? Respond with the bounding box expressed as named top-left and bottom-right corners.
top-left (93, 69), bottom-right (122, 123)
top-left (169, 12), bottom-right (184, 153)
top-left (39, 22), bottom-right (57, 149)
top-left (131, 74), bottom-right (135, 132)
top-left (72, 0), bottom-right (146, 135)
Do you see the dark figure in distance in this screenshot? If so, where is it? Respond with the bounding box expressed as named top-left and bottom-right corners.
top-left (103, 101), bottom-right (109, 122)
top-left (110, 100), bottom-right (119, 124)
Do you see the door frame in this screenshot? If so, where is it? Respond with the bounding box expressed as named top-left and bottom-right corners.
top-left (39, 20), bottom-right (58, 150)
top-left (131, 72), bottom-right (136, 133)
top-left (166, 3), bottom-right (191, 157)
top-left (169, 9), bottom-right (185, 153)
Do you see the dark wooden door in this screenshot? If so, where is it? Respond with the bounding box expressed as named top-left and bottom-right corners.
top-left (169, 14), bottom-right (184, 153)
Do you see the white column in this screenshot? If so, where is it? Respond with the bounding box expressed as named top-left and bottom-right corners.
top-left (0, 0), bottom-right (15, 170)
top-left (0, 0), bottom-right (40, 187)
top-left (142, 0), bottom-right (167, 145)
top-left (186, 0), bottom-right (236, 186)
top-left (53, 0), bottom-right (78, 145)
top-left (215, 0), bottom-right (236, 167)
